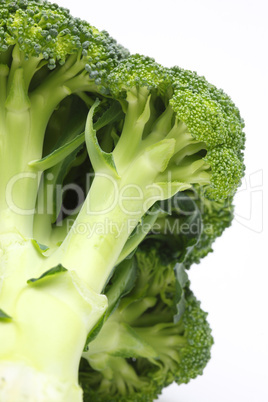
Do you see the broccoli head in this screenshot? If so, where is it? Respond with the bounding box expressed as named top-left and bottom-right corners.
top-left (0, 2), bottom-right (244, 401)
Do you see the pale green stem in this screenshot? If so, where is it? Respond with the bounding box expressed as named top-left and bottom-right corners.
top-left (45, 175), bottom-right (143, 293)
top-left (112, 88), bottom-right (150, 172)
top-left (45, 148), bottom-right (166, 293)
top-left (0, 102), bottom-right (42, 236)
top-left (0, 65), bottom-right (8, 129)
top-left (0, 235), bottom-right (107, 401)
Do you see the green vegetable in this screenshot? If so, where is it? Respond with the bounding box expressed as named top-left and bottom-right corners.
top-left (80, 247), bottom-right (213, 401)
top-left (0, 1), bottom-right (245, 401)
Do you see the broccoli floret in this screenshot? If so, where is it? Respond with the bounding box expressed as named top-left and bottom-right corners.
top-left (81, 249), bottom-right (213, 401)
top-left (106, 55), bottom-right (245, 200)
top-left (54, 53), bottom-right (245, 292)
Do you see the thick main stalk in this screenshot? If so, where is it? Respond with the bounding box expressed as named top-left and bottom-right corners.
top-left (45, 147), bottom-right (169, 293)
top-left (0, 235), bottom-right (107, 402)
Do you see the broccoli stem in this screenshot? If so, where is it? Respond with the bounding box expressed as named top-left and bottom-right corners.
top-left (134, 323), bottom-right (188, 367)
top-left (0, 112), bottom-right (40, 235)
top-left (46, 173), bottom-right (148, 293)
top-left (42, 88), bottom-right (197, 293)
top-left (45, 124), bottom-right (178, 293)
top-left (29, 55), bottom-right (97, 133)
top-left (0, 362), bottom-right (83, 402)
top-left (0, 235), bottom-right (107, 402)
top-left (0, 117), bottom-right (43, 236)
top-left (112, 88), bottom-right (150, 171)
top-left (0, 65), bottom-right (8, 117)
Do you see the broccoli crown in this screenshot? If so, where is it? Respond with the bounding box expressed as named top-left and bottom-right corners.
top-left (105, 54), bottom-right (245, 200)
top-left (0, 0), bottom-right (128, 73)
top-left (0, 2), bottom-right (243, 401)
top-left (80, 248), bottom-right (213, 401)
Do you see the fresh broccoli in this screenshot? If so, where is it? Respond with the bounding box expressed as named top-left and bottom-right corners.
top-left (80, 248), bottom-right (213, 401)
top-left (0, 1), bottom-right (244, 401)
top-left (47, 53), bottom-right (245, 291)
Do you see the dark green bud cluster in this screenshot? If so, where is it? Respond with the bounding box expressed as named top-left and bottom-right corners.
top-left (105, 55), bottom-right (245, 200)
top-left (0, 0), bottom-right (128, 75)
top-left (175, 288), bottom-right (214, 384)
top-left (168, 67), bottom-right (245, 199)
top-left (170, 67), bottom-right (245, 149)
top-left (204, 146), bottom-right (245, 199)
top-left (107, 54), bottom-right (172, 96)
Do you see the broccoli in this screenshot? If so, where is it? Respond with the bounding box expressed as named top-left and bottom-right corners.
top-left (0, 1), bottom-right (245, 401)
top-left (80, 248), bottom-right (213, 401)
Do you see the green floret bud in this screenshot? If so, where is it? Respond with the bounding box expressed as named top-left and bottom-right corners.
top-left (170, 66), bottom-right (245, 148)
top-left (0, 0), bottom-right (128, 71)
top-left (170, 88), bottom-right (228, 147)
top-left (175, 288), bottom-right (214, 384)
top-left (104, 55), bottom-right (245, 202)
top-left (204, 146), bottom-right (245, 199)
top-left (168, 67), bottom-right (245, 199)
top-left (107, 54), bottom-right (171, 96)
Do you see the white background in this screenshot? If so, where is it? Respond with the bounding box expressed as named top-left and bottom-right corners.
top-left (56, 0), bottom-right (268, 400)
